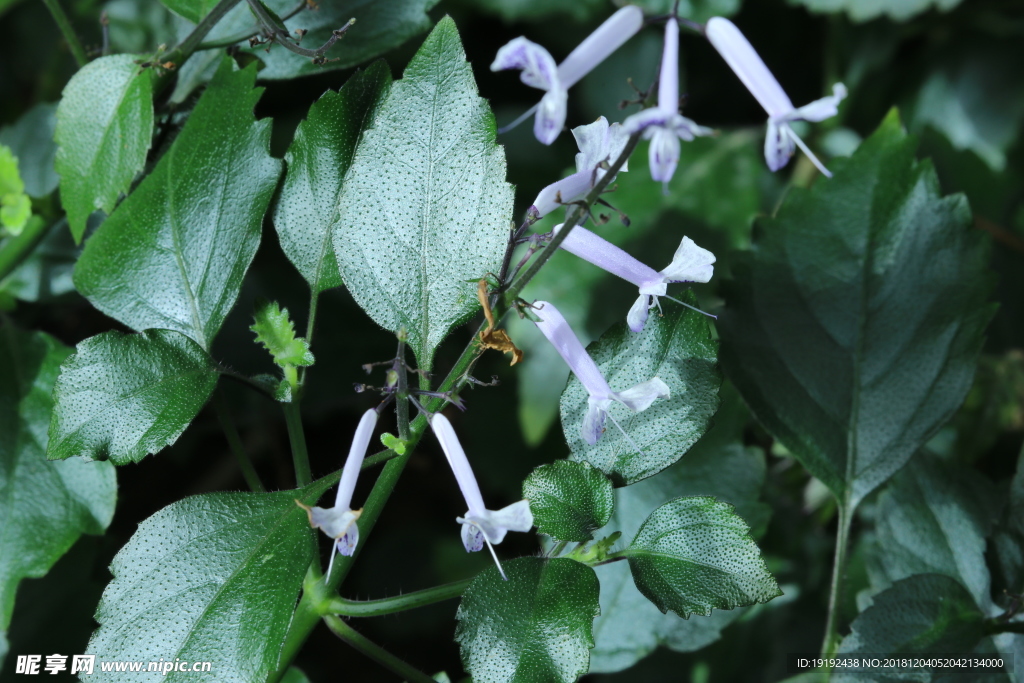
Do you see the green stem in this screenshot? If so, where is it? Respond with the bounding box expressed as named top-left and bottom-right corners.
top-left (283, 402), bottom-right (312, 486)
top-left (395, 335), bottom-right (411, 441)
top-left (324, 615), bottom-right (436, 683)
top-left (269, 590), bottom-right (322, 683)
top-left (549, 540), bottom-right (569, 558)
top-left (212, 388), bottom-right (264, 492)
top-left (360, 447), bottom-right (401, 471)
top-left (327, 578), bottom-right (471, 617)
top-left (41, 0), bottom-right (88, 67)
top-left (821, 502), bottom-right (852, 661)
top-left (197, 0), bottom-right (307, 50)
top-left (0, 218), bottom-right (52, 283)
top-left (156, 0), bottom-right (243, 95)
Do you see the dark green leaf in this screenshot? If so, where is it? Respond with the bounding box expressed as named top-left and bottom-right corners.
top-left (992, 446), bottom-right (1024, 597)
top-left (455, 557), bottom-right (600, 683)
top-left (332, 17), bottom-right (514, 369)
top-left (788, 0), bottom-right (963, 22)
top-left (561, 293), bottom-right (720, 486)
top-left (868, 452), bottom-right (998, 609)
top-left (86, 478), bottom-right (334, 683)
top-left (47, 329), bottom-right (219, 465)
top-left (474, 0), bottom-right (604, 21)
top-left (158, 0), bottom-right (217, 23)
top-left (54, 55), bottom-right (154, 242)
top-left (274, 61), bottom-right (391, 294)
top-left (523, 460), bottom-right (614, 542)
top-left (0, 218), bottom-right (77, 304)
top-left (251, 300), bottom-right (314, 367)
top-left (0, 327), bottom-right (116, 629)
top-left (718, 111), bottom-right (994, 510)
top-left (615, 0), bottom-right (740, 23)
top-left (73, 58), bottom-right (281, 350)
top-left (0, 103), bottom-right (58, 198)
top-left (835, 575), bottom-right (988, 683)
top-left (625, 496), bottom-right (780, 618)
top-left (588, 412), bottom-right (769, 673)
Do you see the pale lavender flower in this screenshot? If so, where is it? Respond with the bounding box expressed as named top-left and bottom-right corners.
top-left (532, 300), bottom-right (670, 445)
top-left (297, 408), bottom-right (378, 578)
top-left (492, 6), bottom-right (644, 145)
top-left (551, 224), bottom-right (715, 332)
top-left (622, 18), bottom-right (713, 188)
top-left (430, 413), bottom-right (533, 580)
top-left (705, 17), bottom-right (847, 177)
top-left (530, 117), bottom-right (630, 218)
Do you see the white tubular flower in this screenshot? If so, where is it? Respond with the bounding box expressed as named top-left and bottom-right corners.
top-left (297, 408), bottom-right (378, 578)
top-left (623, 18), bottom-right (713, 188)
top-left (430, 413), bottom-right (533, 580)
top-left (551, 224), bottom-right (715, 332)
top-left (530, 117), bottom-right (630, 218)
top-left (492, 6), bottom-right (644, 145)
top-left (532, 300), bottom-right (670, 445)
top-left (705, 16), bottom-right (847, 177)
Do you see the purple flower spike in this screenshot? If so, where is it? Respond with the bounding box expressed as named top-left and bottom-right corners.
top-left (623, 18), bottom-right (713, 189)
top-left (492, 6), bottom-right (644, 145)
top-left (705, 17), bottom-right (846, 177)
top-left (551, 224), bottom-right (715, 332)
top-left (530, 117), bottom-right (630, 218)
top-left (532, 300), bottom-right (670, 445)
top-left (430, 413), bottom-right (533, 580)
top-left (297, 408), bottom-right (378, 578)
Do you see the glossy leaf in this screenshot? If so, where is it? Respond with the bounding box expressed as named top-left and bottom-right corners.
top-left (86, 478), bottom-right (334, 683)
top-left (718, 111), bottom-right (994, 510)
top-left (54, 55), bottom-right (154, 242)
top-left (158, 0), bottom-right (217, 23)
top-left (561, 293), bottom-right (720, 486)
top-left (274, 61), bottom-right (391, 294)
top-left (834, 575), bottom-right (987, 682)
top-left (868, 452), bottom-right (998, 610)
top-left (455, 557), bottom-right (600, 683)
top-left (47, 329), bottom-right (219, 465)
top-left (73, 58), bottom-right (281, 350)
top-left (789, 0), bottom-right (962, 22)
top-left (625, 497), bottom-right (780, 618)
top-left (523, 460), bottom-right (614, 542)
top-left (590, 420), bottom-right (769, 672)
top-left (0, 327), bottom-right (116, 629)
top-left (332, 17), bottom-right (514, 368)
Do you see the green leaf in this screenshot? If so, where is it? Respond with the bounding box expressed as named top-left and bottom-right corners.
top-left (86, 478), bottom-right (334, 683)
top-left (0, 144), bottom-right (30, 234)
top-left (243, 0), bottom-right (439, 80)
top-left (787, 0), bottom-right (963, 22)
top-left (834, 575), bottom-right (988, 683)
top-left (158, 0), bottom-right (217, 23)
top-left (455, 557), bottom-right (600, 683)
top-left (911, 43), bottom-right (1024, 173)
top-left (625, 497), bottom-right (780, 618)
top-left (73, 58), bottom-right (281, 351)
top-left (46, 329), bottom-right (219, 465)
top-left (251, 300), bottom-right (314, 368)
top-left (274, 61), bottom-right (391, 294)
top-left (0, 103), bottom-right (56, 198)
top-left (0, 327), bottom-right (116, 629)
top-left (614, 0), bottom-right (741, 23)
top-left (718, 111), bottom-right (994, 510)
top-left (54, 54), bottom-right (154, 242)
top-left (992, 446), bottom-right (1024, 597)
top-left (332, 17), bottom-right (514, 369)
top-left (561, 292), bottom-right (720, 486)
top-left (868, 452), bottom-right (998, 610)
top-left (523, 460), bottom-right (614, 542)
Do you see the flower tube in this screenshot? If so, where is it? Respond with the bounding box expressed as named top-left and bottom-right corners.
top-left (532, 300), bottom-right (670, 445)
top-left (430, 413), bottom-right (533, 580)
top-left (492, 6), bottom-right (644, 144)
top-left (297, 408), bottom-right (378, 577)
top-left (705, 16), bottom-right (846, 177)
top-left (622, 18), bottom-right (713, 188)
top-left (551, 224), bottom-right (715, 331)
